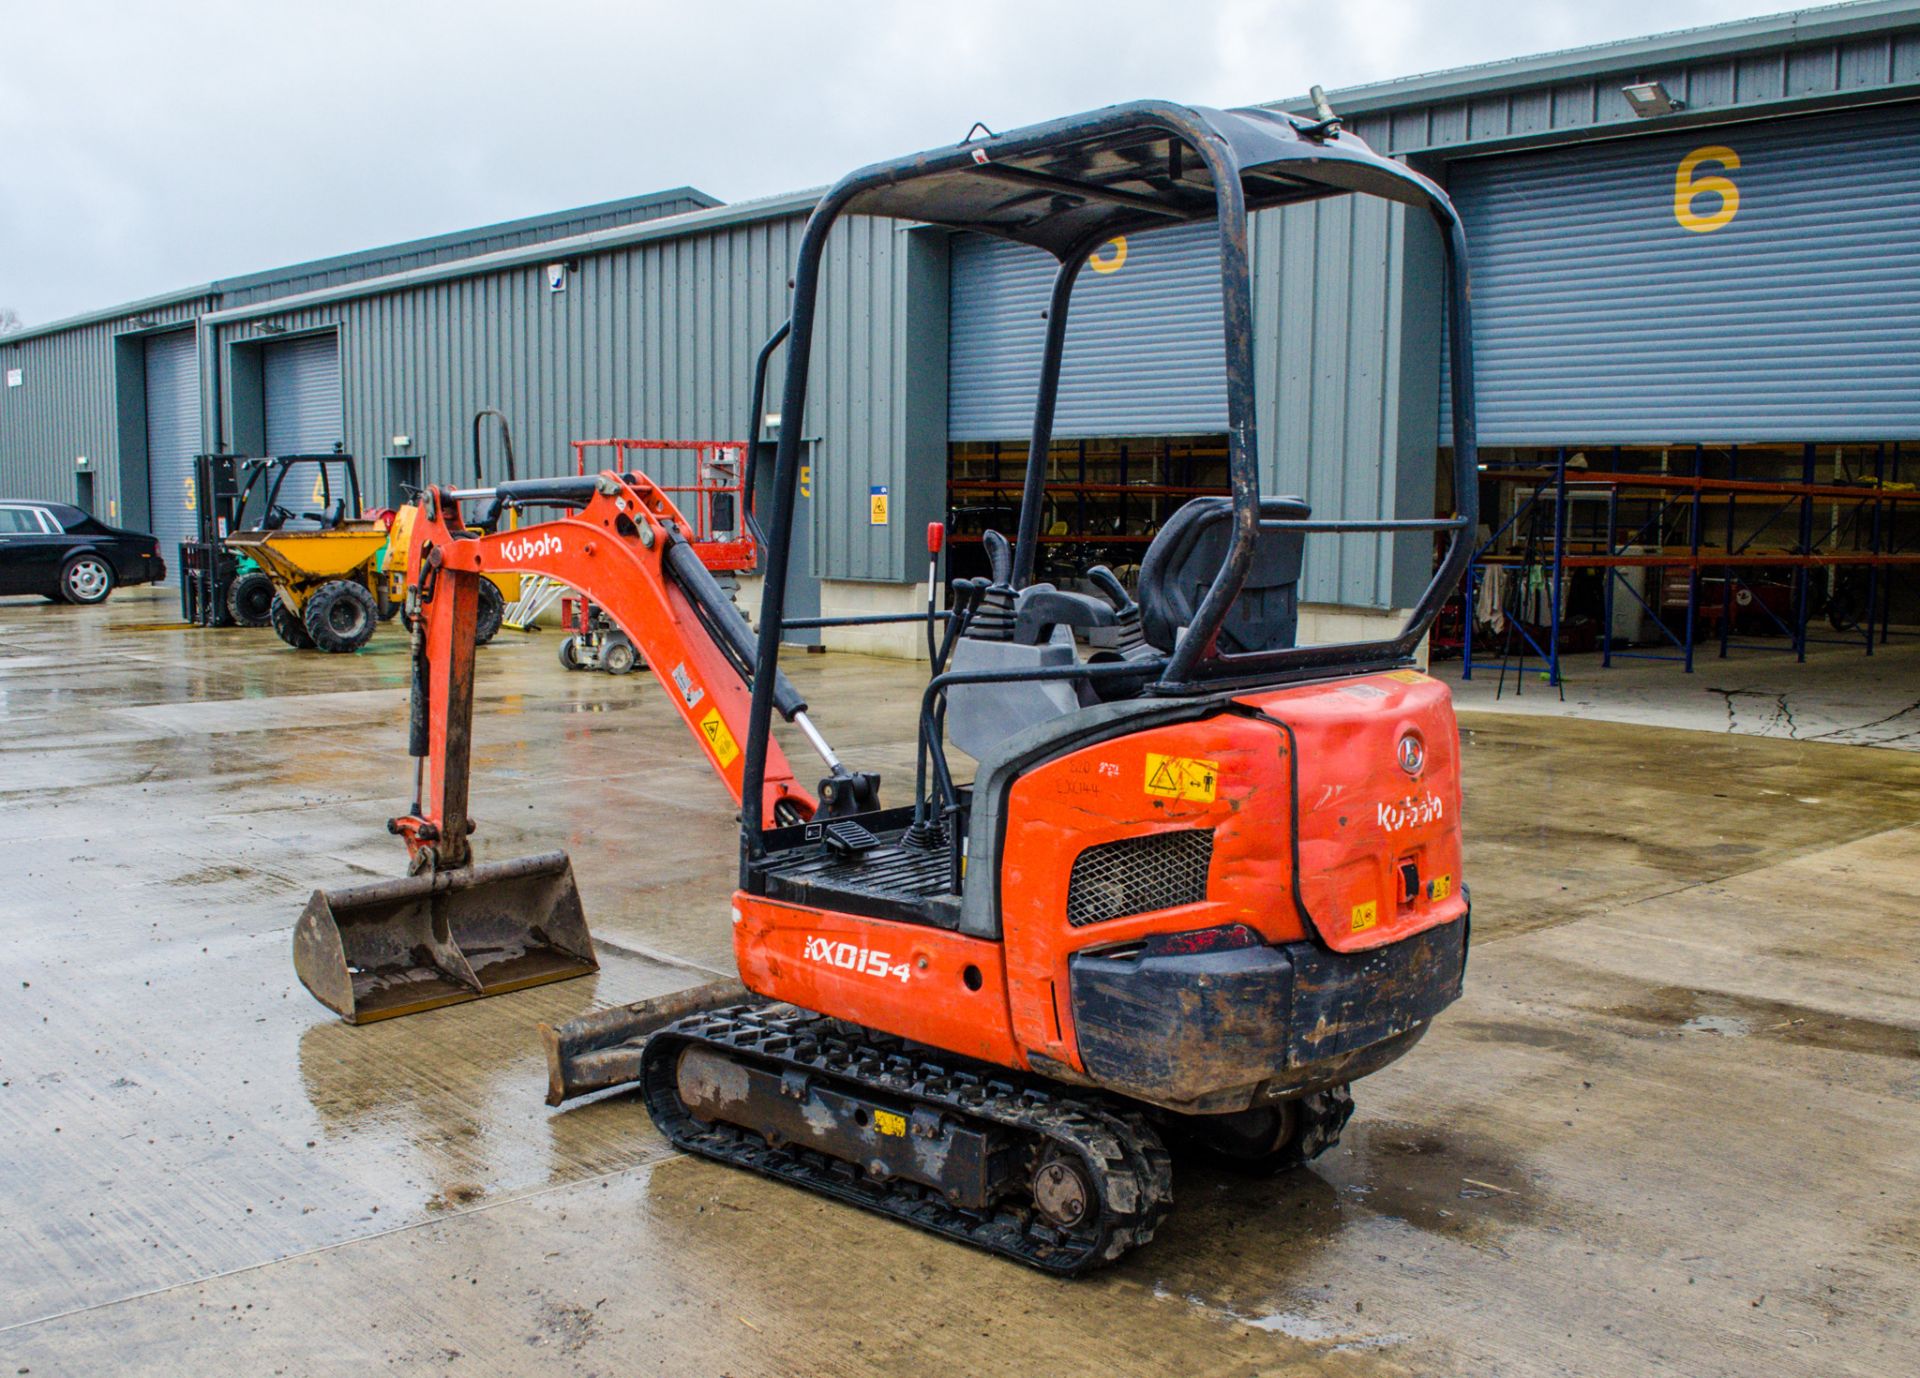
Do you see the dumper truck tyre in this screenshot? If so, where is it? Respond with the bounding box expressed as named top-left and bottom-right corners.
top-left (270, 598), bottom-right (315, 649)
top-left (475, 579), bottom-right (506, 646)
top-left (226, 570), bottom-right (276, 627)
top-left (304, 579), bottom-right (379, 653)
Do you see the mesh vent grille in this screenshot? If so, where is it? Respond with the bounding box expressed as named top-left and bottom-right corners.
top-left (1066, 830), bottom-right (1214, 928)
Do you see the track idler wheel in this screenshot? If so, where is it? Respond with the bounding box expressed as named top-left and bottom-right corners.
top-left (1166, 1084), bottom-right (1354, 1175)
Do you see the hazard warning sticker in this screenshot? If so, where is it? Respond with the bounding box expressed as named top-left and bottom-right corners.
top-left (1350, 900), bottom-right (1378, 932)
top-left (1143, 753), bottom-right (1219, 803)
top-left (698, 708), bottom-right (740, 767)
top-left (1385, 669), bottom-right (1430, 684)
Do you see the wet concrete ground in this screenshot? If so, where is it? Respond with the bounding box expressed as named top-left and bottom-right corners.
top-left (2, 588), bottom-right (1917, 1376)
top-left (1441, 636), bottom-right (1920, 751)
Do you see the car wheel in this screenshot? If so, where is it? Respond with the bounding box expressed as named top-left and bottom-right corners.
top-left (226, 570), bottom-right (277, 627)
top-left (60, 554), bottom-right (116, 605)
top-left (601, 635), bottom-right (638, 675)
top-left (475, 579), bottom-right (506, 646)
top-left (270, 598), bottom-right (315, 650)
top-left (304, 580), bottom-right (379, 653)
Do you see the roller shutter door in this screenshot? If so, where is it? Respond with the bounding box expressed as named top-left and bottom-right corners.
top-left (949, 220), bottom-right (1226, 441)
top-left (1443, 102), bottom-right (1920, 444)
top-left (143, 331), bottom-right (199, 586)
top-left (265, 333), bottom-right (343, 454)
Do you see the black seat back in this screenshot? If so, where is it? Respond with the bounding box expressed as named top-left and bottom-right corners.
top-left (1137, 496), bottom-right (1309, 655)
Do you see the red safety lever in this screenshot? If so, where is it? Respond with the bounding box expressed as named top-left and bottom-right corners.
top-left (926, 521), bottom-right (945, 555)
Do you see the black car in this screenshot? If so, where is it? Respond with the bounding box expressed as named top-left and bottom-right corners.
top-left (0, 501), bottom-right (167, 604)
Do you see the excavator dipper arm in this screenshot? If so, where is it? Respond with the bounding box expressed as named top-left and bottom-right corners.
top-left (393, 471), bottom-right (817, 868)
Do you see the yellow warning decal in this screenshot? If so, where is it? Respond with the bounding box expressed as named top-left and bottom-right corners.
top-left (1350, 900), bottom-right (1378, 933)
top-left (1144, 753), bottom-right (1219, 803)
top-left (872, 1109), bottom-right (907, 1138)
top-left (1429, 874), bottom-right (1452, 902)
top-left (1386, 669), bottom-right (1430, 684)
top-left (698, 708), bottom-right (740, 768)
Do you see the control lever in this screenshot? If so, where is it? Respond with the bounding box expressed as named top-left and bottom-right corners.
top-left (982, 529), bottom-right (1013, 587)
top-left (1085, 564), bottom-right (1155, 662)
top-left (968, 531), bottom-right (1018, 641)
top-left (1085, 565), bottom-right (1135, 615)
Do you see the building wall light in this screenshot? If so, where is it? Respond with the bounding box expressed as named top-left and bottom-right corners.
top-left (1622, 81), bottom-right (1682, 117)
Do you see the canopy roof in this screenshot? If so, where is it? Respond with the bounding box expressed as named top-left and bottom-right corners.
top-left (837, 100), bottom-right (1448, 256)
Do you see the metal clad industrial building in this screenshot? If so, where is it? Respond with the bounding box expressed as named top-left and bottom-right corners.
top-left (0, 293), bottom-right (209, 533)
top-left (1444, 100), bottom-right (1920, 443)
top-left (0, 187), bottom-right (708, 527)
top-left (948, 221), bottom-right (1228, 441)
top-left (205, 201), bottom-right (949, 586)
top-left (3, 2), bottom-right (1918, 634)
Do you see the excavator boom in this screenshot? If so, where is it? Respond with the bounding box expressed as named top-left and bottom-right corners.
top-left (293, 468), bottom-right (821, 1023)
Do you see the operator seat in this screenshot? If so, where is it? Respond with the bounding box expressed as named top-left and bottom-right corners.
top-left (1137, 495), bottom-right (1310, 654)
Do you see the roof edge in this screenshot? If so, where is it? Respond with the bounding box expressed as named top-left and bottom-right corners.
top-left (200, 188), bottom-right (824, 326)
top-left (2, 185), bottom-right (725, 347)
top-left (2, 287), bottom-right (213, 347)
top-left (208, 185), bottom-right (720, 295)
top-left (1274, 0), bottom-right (1920, 117)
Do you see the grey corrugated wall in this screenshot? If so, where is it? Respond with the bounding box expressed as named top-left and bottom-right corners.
top-left (212, 213), bottom-right (940, 583)
top-left (1253, 197), bottom-right (1439, 611)
top-left (0, 298), bottom-right (209, 528)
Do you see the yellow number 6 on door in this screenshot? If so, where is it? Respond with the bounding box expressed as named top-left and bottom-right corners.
top-left (1674, 146), bottom-right (1740, 233)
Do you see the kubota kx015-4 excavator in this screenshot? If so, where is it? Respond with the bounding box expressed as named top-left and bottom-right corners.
top-left (296, 99), bottom-right (1481, 1275)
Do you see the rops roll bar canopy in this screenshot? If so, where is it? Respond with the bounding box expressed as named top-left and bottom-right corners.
top-left (744, 100), bottom-right (1479, 854)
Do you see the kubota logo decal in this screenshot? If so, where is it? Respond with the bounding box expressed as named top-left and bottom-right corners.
top-left (498, 532), bottom-right (562, 563)
top-left (802, 935), bottom-right (910, 982)
top-left (1378, 792), bottom-right (1444, 832)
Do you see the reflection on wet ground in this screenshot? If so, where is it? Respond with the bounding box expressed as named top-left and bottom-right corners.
top-left (3, 590), bottom-right (1919, 1375)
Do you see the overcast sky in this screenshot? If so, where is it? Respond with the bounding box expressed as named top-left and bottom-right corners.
top-left (2, 0), bottom-right (1809, 325)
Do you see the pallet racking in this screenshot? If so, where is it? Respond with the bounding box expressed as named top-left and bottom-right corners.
top-left (1463, 443), bottom-right (1920, 686)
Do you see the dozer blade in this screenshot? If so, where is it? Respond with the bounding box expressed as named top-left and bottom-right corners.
top-left (539, 978), bottom-right (752, 1105)
top-left (294, 851), bottom-right (597, 1024)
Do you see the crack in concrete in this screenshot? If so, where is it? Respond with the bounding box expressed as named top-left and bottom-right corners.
top-left (1811, 697), bottom-right (1920, 743)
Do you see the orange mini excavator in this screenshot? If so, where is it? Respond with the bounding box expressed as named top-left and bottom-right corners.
top-left (296, 99), bottom-right (1481, 1275)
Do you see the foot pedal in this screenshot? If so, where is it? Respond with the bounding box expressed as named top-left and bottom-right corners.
top-left (824, 819), bottom-right (880, 858)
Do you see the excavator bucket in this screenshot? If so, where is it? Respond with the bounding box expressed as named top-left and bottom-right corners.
top-left (293, 851), bottom-right (597, 1024)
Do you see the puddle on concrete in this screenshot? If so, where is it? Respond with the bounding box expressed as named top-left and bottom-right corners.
top-left (1607, 985), bottom-right (1919, 1061)
top-left (1681, 1014), bottom-right (1752, 1037)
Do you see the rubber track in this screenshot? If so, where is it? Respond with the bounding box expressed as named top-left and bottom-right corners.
top-left (640, 1003), bottom-right (1174, 1275)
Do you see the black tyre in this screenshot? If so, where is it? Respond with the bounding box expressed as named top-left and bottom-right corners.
top-left (225, 570), bottom-right (276, 627)
top-left (303, 580), bottom-right (379, 653)
top-left (1165, 1085), bottom-right (1354, 1175)
top-left (557, 635), bottom-right (584, 671)
top-left (601, 635), bottom-right (637, 675)
top-left (270, 598), bottom-right (315, 649)
top-left (59, 553), bottom-right (116, 606)
top-left (475, 579), bottom-right (506, 646)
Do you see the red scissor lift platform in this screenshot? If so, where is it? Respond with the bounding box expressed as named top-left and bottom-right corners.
top-left (557, 440), bottom-right (757, 674)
